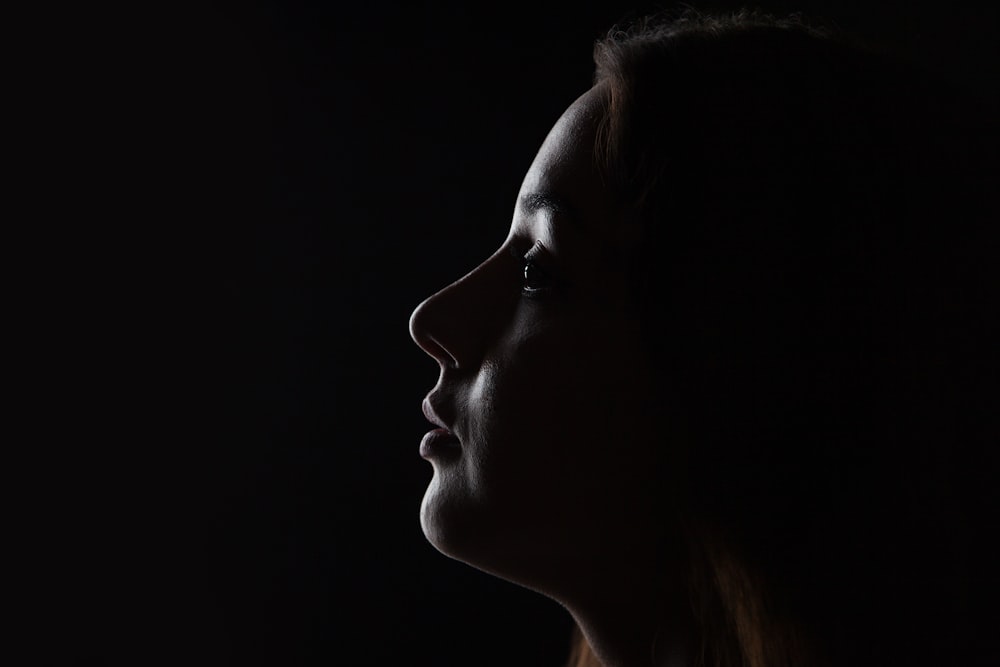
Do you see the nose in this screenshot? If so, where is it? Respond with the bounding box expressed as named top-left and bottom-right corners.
top-left (409, 260), bottom-right (498, 371)
top-left (409, 285), bottom-right (461, 370)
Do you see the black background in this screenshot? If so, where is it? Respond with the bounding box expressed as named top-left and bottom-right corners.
top-left (41, 1), bottom-right (997, 665)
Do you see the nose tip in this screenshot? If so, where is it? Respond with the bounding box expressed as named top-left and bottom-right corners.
top-left (408, 299), bottom-right (427, 349)
top-left (409, 294), bottom-right (459, 370)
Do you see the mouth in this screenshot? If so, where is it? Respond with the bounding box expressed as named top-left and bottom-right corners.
top-left (422, 397), bottom-right (454, 433)
top-left (420, 428), bottom-right (461, 459)
top-left (420, 397), bottom-right (461, 459)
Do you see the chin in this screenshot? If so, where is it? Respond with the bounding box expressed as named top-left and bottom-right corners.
top-left (419, 468), bottom-right (481, 560)
top-left (419, 472), bottom-right (507, 569)
top-left (420, 468), bottom-right (583, 599)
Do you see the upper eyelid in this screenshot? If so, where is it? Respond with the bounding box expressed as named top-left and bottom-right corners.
top-left (507, 240), bottom-right (545, 263)
top-left (507, 241), bottom-right (559, 298)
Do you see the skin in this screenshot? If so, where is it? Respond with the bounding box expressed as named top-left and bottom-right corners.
top-left (409, 85), bottom-right (695, 666)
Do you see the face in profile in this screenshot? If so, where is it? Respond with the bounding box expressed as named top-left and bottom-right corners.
top-left (409, 85), bottom-right (675, 599)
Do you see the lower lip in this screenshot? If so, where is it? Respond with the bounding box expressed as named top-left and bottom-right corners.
top-left (420, 428), bottom-right (461, 459)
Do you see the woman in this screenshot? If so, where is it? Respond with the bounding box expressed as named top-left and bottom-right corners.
top-left (410, 10), bottom-right (997, 667)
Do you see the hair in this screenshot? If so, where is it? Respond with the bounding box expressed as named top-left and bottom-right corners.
top-left (568, 9), bottom-right (998, 667)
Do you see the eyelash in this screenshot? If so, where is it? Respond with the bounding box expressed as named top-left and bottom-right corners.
top-left (509, 242), bottom-right (556, 298)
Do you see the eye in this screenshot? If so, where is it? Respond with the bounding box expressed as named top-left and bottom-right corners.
top-left (508, 242), bottom-right (557, 297)
top-left (522, 258), bottom-right (553, 294)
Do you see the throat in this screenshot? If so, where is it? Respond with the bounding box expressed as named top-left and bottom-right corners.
top-left (568, 589), bottom-right (696, 667)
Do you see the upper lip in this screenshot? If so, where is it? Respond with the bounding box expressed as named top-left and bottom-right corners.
top-left (422, 395), bottom-right (455, 434)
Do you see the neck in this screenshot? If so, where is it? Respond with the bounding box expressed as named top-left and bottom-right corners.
top-left (564, 574), bottom-right (696, 667)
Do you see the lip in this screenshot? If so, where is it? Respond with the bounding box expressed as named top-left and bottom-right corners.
top-left (422, 396), bottom-right (455, 434)
top-left (420, 428), bottom-right (461, 459)
top-left (420, 395), bottom-right (461, 459)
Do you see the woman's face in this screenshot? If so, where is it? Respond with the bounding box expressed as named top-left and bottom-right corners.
top-left (409, 86), bottom-right (670, 597)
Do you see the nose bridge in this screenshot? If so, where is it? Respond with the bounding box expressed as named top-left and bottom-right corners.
top-left (409, 257), bottom-right (498, 370)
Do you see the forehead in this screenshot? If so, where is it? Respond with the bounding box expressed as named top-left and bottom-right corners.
top-left (515, 86), bottom-right (614, 230)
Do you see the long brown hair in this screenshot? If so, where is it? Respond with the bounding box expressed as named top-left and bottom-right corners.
top-left (567, 8), bottom-right (998, 667)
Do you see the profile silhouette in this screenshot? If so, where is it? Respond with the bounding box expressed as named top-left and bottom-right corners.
top-left (410, 10), bottom-right (998, 667)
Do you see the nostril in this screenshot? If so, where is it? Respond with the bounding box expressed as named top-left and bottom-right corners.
top-left (424, 334), bottom-right (459, 370)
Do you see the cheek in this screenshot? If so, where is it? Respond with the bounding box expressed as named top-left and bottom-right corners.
top-left (421, 321), bottom-right (599, 555)
top-left (471, 316), bottom-right (649, 511)
top-left (421, 307), bottom-right (660, 569)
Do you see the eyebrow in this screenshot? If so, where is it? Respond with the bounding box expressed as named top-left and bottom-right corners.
top-left (519, 192), bottom-right (582, 227)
